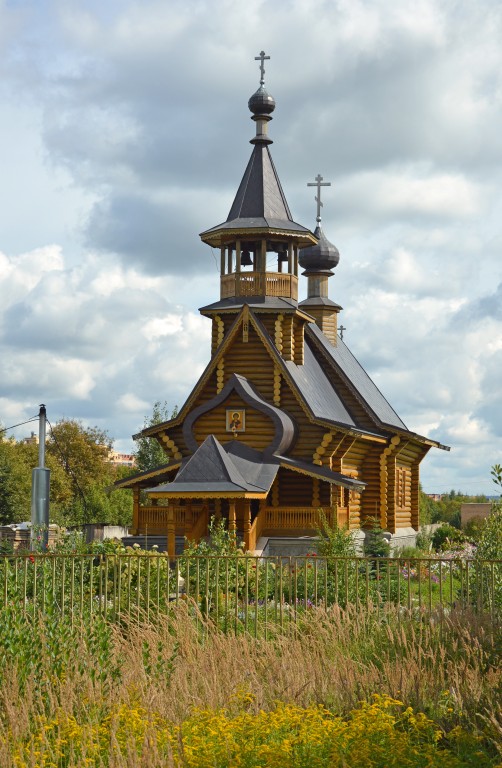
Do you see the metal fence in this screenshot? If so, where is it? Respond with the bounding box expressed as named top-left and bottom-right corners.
top-left (1, 553), bottom-right (500, 632)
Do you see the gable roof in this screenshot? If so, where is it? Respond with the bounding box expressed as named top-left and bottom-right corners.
top-left (136, 305), bottom-right (389, 446)
top-left (283, 337), bottom-right (357, 428)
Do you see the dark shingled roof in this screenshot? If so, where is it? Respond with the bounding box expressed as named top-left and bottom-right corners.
top-left (277, 455), bottom-right (365, 491)
top-left (148, 435), bottom-right (278, 495)
top-left (307, 323), bottom-right (407, 430)
top-left (200, 145), bottom-right (312, 239)
top-left (228, 144), bottom-right (293, 222)
top-left (200, 295), bottom-right (298, 313)
top-left (146, 437), bottom-right (363, 496)
top-left (284, 340), bottom-right (357, 427)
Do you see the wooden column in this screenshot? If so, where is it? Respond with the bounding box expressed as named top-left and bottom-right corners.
top-left (227, 246), bottom-right (233, 274)
top-left (228, 501), bottom-right (237, 544)
top-left (185, 501), bottom-right (193, 539)
top-left (236, 240), bottom-right (241, 273)
top-left (288, 242), bottom-right (293, 274)
top-left (243, 501), bottom-right (251, 552)
top-left (220, 247), bottom-right (225, 275)
top-left (411, 461), bottom-right (420, 530)
top-left (132, 487), bottom-right (140, 535)
top-left (167, 505), bottom-right (175, 561)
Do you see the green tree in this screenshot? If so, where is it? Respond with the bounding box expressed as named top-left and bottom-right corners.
top-left (134, 402), bottom-right (178, 472)
top-left (0, 437), bottom-right (38, 524)
top-left (0, 419), bottom-right (132, 528)
top-left (363, 517), bottom-right (391, 559)
top-left (48, 420), bottom-right (135, 526)
top-left (419, 486), bottom-right (438, 525)
top-left (471, 464), bottom-right (502, 611)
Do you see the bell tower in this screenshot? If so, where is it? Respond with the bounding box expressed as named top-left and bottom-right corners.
top-left (200, 52), bottom-right (317, 317)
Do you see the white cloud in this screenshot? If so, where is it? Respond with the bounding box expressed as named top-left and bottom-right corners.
top-left (1, 0), bottom-right (502, 494)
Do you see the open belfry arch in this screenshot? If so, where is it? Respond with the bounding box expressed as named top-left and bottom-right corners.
top-left (116, 52), bottom-right (447, 558)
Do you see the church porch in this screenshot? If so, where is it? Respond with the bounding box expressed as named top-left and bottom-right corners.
top-left (135, 500), bottom-right (348, 557)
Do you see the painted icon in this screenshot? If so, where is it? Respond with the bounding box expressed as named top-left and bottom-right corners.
top-left (226, 408), bottom-right (245, 433)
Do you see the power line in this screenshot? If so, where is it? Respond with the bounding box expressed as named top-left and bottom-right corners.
top-left (0, 416), bottom-right (40, 436)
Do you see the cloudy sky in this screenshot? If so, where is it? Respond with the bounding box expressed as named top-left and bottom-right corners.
top-left (1, 0), bottom-right (501, 495)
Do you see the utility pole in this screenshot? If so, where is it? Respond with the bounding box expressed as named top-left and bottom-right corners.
top-left (31, 404), bottom-right (50, 550)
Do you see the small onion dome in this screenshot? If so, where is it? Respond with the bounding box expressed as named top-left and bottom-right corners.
top-left (299, 224), bottom-right (340, 274)
top-left (248, 85), bottom-right (276, 115)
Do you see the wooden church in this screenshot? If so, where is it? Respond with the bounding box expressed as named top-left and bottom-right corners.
top-left (116, 53), bottom-right (445, 557)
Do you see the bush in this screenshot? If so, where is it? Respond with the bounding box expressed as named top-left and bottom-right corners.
top-left (431, 524), bottom-right (467, 552)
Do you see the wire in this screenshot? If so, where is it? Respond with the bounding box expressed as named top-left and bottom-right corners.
top-left (0, 416), bottom-right (39, 435)
top-left (46, 418), bottom-right (90, 523)
top-left (209, 247), bottom-right (220, 272)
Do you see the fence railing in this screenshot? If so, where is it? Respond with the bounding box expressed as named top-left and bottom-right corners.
top-left (1, 554), bottom-right (500, 632)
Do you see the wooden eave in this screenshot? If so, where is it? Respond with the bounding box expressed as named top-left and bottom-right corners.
top-left (114, 462), bottom-right (181, 490)
top-left (200, 226), bottom-right (317, 249)
top-left (200, 305), bottom-right (315, 324)
top-left (278, 460), bottom-right (365, 491)
top-left (148, 490), bottom-right (267, 500)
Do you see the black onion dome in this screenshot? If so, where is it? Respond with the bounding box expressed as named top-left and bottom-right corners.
top-left (248, 85), bottom-right (276, 115)
top-left (299, 225), bottom-right (340, 274)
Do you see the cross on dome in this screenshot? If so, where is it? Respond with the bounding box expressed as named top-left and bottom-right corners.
top-left (255, 50), bottom-right (270, 85)
top-left (307, 173), bottom-right (331, 223)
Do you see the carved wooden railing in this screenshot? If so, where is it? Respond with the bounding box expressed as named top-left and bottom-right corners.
top-left (263, 506), bottom-right (338, 532)
top-left (246, 506), bottom-right (342, 551)
top-left (187, 506), bottom-right (209, 542)
top-left (248, 507), bottom-right (266, 553)
top-left (137, 506), bottom-right (204, 535)
top-left (220, 272), bottom-right (298, 300)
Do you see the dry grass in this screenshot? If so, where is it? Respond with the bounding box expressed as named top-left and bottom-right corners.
top-left (0, 604), bottom-right (500, 766)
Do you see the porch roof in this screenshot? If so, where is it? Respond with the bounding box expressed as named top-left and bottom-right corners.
top-left (145, 435), bottom-right (364, 498)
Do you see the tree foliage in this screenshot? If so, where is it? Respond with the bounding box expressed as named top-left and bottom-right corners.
top-left (0, 418), bottom-right (132, 527)
top-left (134, 401), bottom-right (178, 472)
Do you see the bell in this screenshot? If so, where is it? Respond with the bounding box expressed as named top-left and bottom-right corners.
top-left (241, 249), bottom-right (253, 267)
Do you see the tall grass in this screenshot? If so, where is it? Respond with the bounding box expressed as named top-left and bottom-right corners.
top-left (0, 604), bottom-right (500, 766)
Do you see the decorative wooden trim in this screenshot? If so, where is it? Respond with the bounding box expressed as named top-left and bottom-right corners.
top-left (162, 434), bottom-right (183, 462)
top-left (242, 304), bottom-right (249, 342)
top-left (379, 436), bottom-right (401, 530)
top-left (274, 313), bottom-right (283, 353)
top-left (271, 479), bottom-right (279, 507)
top-left (273, 366), bottom-right (281, 407)
top-left (216, 359), bottom-right (225, 393)
top-left (313, 431), bottom-right (334, 466)
top-left (312, 477), bottom-right (320, 507)
top-left (148, 490), bottom-right (267, 500)
top-left (214, 314), bottom-right (225, 346)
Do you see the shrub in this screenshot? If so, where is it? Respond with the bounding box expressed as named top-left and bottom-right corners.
top-left (431, 524), bottom-right (467, 552)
